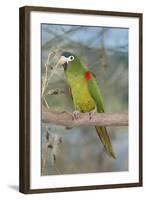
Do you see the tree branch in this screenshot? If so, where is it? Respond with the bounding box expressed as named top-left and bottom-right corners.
top-left (42, 109), bottom-right (128, 127)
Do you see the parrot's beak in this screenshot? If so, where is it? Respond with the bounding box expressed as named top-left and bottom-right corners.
top-left (58, 56), bottom-right (68, 70)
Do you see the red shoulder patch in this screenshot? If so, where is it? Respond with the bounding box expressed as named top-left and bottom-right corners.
top-left (85, 71), bottom-right (91, 80)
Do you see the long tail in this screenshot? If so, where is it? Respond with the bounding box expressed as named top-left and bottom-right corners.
top-left (95, 126), bottom-right (116, 159)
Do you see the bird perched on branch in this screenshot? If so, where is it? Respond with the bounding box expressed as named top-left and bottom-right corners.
top-left (58, 52), bottom-right (116, 159)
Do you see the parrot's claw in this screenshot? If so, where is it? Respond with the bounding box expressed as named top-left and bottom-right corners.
top-left (89, 108), bottom-right (97, 120)
top-left (72, 110), bottom-right (80, 120)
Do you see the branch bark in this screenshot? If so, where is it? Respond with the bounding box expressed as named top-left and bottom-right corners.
top-left (42, 109), bottom-right (128, 127)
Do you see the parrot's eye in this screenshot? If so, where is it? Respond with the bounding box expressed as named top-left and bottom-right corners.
top-left (69, 56), bottom-right (74, 61)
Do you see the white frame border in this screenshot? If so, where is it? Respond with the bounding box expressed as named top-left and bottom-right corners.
top-left (30, 11), bottom-right (140, 190)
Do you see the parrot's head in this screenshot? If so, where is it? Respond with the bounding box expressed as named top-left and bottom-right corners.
top-left (58, 52), bottom-right (76, 70)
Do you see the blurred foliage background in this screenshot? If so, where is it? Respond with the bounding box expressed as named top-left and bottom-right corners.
top-left (41, 24), bottom-right (128, 176)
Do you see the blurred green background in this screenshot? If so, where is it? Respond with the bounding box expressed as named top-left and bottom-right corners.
top-left (41, 24), bottom-right (128, 175)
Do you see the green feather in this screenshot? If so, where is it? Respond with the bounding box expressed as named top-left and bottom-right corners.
top-left (87, 72), bottom-right (104, 112)
top-left (64, 54), bottom-right (116, 159)
top-left (87, 73), bottom-right (116, 158)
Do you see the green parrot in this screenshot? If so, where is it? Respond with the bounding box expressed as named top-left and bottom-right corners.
top-left (58, 52), bottom-right (116, 159)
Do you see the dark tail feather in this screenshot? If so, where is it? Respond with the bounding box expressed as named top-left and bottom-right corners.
top-left (95, 126), bottom-right (116, 159)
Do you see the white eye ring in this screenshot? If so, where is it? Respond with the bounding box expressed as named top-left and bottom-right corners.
top-left (69, 56), bottom-right (74, 61)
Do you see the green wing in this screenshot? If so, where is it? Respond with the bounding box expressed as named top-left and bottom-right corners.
top-left (87, 71), bottom-right (116, 159)
top-left (87, 72), bottom-right (104, 113)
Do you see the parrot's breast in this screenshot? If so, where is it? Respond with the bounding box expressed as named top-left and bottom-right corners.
top-left (67, 76), bottom-right (96, 112)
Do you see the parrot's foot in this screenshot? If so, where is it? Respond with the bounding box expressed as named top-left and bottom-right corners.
top-left (72, 110), bottom-right (80, 120)
top-left (89, 108), bottom-right (97, 120)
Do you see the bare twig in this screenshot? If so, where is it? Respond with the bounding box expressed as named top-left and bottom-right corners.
top-left (42, 50), bottom-right (62, 109)
top-left (42, 109), bottom-right (128, 127)
top-left (41, 121), bottom-right (63, 175)
top-left (41, 124), bottom-right (49, 175)
top-left (54, 165), bottom-right (62, 174)
top-left (42, 52), bottom-right (53, 96)
top-left (44, 88), bottom-right (65, 96)
top-left (47, 60), bottom-right (60, 83)
top-left (42, 96), bottom-right (50, 109)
